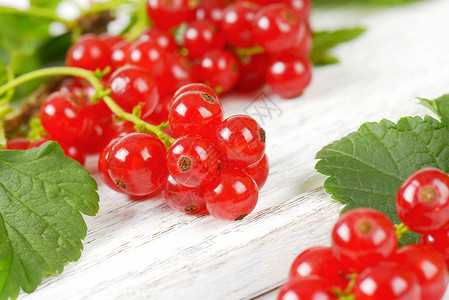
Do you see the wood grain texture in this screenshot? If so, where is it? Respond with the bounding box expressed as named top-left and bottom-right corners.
top-left (19, 0), bottom-right (449, 299)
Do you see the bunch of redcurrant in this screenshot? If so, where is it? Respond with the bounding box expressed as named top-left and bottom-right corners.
top-left (279, 167), bottom-right (449, 300)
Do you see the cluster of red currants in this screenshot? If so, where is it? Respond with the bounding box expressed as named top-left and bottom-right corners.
top-left (99, 83), bottom-right (268, 220)
top-left (278, 167), bottom-right (449, 300)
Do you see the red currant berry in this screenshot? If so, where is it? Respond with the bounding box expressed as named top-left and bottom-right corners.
top-left (244, 154), bottom-right (269, 189)
top-left (198, 49), bottom-right (240, 94)
top-left (353, 262), bottom-right (421, 300)
top-left (289, 246), bottom-right (348, 290)
top-left (66, 34), bottom-right (110, 71)
top-left (331, 208), bottom-right (397, 273)
top-left (419, 230), bottom-right (449, 267)
top-left (58, 140), bottom-right (87, 165)
top-left (40, 92), bottom-right (93, 143)
top-left (98, 138), bottom-right (123, 193)
top-left (146, 0), bottom-right (192, 30)
top-left (194, 0), bottom-right (224, 26)
top-left (169, 91), bottom-right (224, 139)
top-left (282, 0), bottom-right (311, 21)
top-left (393, 244), bottom-right (448, 300)
top-left (266, 53), bottom-right (312, 99)
top-left (143, 93), bottom-right (171, 125)
top-left (139, 28), bottom-right (178, 52)
top-left (6, 138), bottom-right (30, 150)
top-left (183, 21), bottom-right (225, 58)
top-left (173, 83), bottom-right (218, 100)
top-left (277, 276), bottom-right (335, 300)
top-left (107, 132), bottom-right (167, 196)
top-left (80, 119), bottom-right (115, 154)
top-left (110, 40), bottom-right (131, 70)
top-left (236, 53), bottom-right (269, 92)
top-left (99, 33), bottom-right (124, 50)
top-left (108, 65), bottom-right (160, 118)
top-left (167, 135), bottom-right (219, 188)
top-left (252, 4), bottom-right (302, 53)
top-left (396, 167), bottom-right (449, 233)
top-left (164, 53), bottom-right (198, 93)
top-left (215, 114), bottom-right (266, 168)
top-left (126, 39), bottom-right (167, 75)
top-left (161, 174), bottom-right (209, 215)
top-left (58, 78), bottom-right (85, 97)
top-left (204, 169), bottom-right (258, 220)
top-left (221, 2), bottom-right (259, 48)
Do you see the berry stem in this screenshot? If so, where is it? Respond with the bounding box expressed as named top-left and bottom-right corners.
top-left (395, 223), bottom-right (410, 240)
top-left (0, 67), bottom-right (175, 147)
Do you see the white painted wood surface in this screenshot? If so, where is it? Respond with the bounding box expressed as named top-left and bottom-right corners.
top-left (18, 0), bottom-right (449, 299)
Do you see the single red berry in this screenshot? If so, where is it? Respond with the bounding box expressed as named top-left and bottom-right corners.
top-left (164, 53), bottom-right (198, 93)
top-left (221, 2), bottom-right (259, 48)
top-left (110, 40), bottom-right (131, 70)
top-left (58, 78), bottom-right (85, 97)
top-left (80, 119), bottom-right (115, 154)
top-left (252, 4), bottom-right (303, 53)
top-left (146, 0), bottom-right (192, 30)
top-left (396, 167), bottom-right (449, 233)
top-left (393, 244), bottom-right (448, 300)
top-left (6, 138), bottom-right (30, 150)
top-left (143, 93), bottom-right (171, 125)
top-left (204, 169), bottom-right (258, 220)
top-left (169, 91), bottom-right (224, 139)
top-left (198, 49), bottom-right (240, 94)
top-left (161, 174), bottom-right (209, 215)
top-left (194, 0), bottom-right (225, 26)
top-left (183, 21), bottom-right (225, 58)
top-left (277, 276), bottom-right (335, 300)
top-left (126, 39), bottom-right (167, 76)
top-left (167, 135), bottom-right (220, 188)
top-left (139, 28), bottom-right (178, 52)
top-left (173, 83), bottom-right (218, 100)
top-left (66, 34), bottom-right (110, 71)
top-left (244, 154), bottom-right (269, 190)
top-left (58, 140), bottom-right (87, 165)
top-left (236, 53), bottom-right (269, 92)
top-left (107, 132), bottom-right (167, 196)
top-left (294, 23), bottom-right (312, 57)
top-left (98, 138), bottom-right (123, 193)
top-left (215, 114), bottom-right (266, 168)
top-left (108, 65), bottom-right (160, 118)
top-left (353, 262), bottom-right (421, 300)
top-left (289, 246), bottom-right (348, 290)
top-left (266, 53), bottom-right (312, 99)
top-left (331, 208), bottom-right (397, 273)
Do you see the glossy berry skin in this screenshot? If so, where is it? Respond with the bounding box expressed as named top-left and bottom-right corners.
top-left (244, 154), bottom-right (269, 190)
top-left (167, 135), bottom-right (220, 188)
top-left (331, 208), bottom-right (397, 273)
top-left (108, 65), bottom-right (160, 118)
top-left (169, 91), bottom-right (224, 139)
top-left (139, 28), bottom-right (178, 52)
top-left (98, 138), bottom-right (123, 193)
top-left (161, 174), bottom-right (209, 215)
top-left (237, 53), bottom-right (269, 92)
top-left (419, 231), bottom-right (449, 267)
top-left (204, 169), bottom-right (258, 221)
top-left (81, 119), bottom-right (115, 154)
top-left (353, 262), bottom-right (421, 300)
top-left (393, 244), bottom-right (448, 300)
top-left (173, 83), bottom-right (217, 100)
top-left (277, 276), bottom-right (335, 300)
top-left (66, 34), bottom-right (110, 71)
top-left (266, 53), bottom-right (312, 99)
top-left (198, 49), bottom-right (240, 95)
top-left (183, 21), bottom-right (225, 58)
top-left (215, 115), bottom-right (266, 168)
top-left (289, 246), bottom-right (348, 290)
top-left (110, 41), bottom-right (131, 69)
top-left (40, 92), bottom-right (93, 143)
top-left (146, 0), bottom-right (191, 30)
top-left (126, 39), bottom-right (167, 76)
top-left (6, 138), bottom-right (30, 150)
top-left (194, 0), bottom-right (224, 26)
top-left (144, 93), bottom-right (171, 125)
top-left (107, 133), bottom-right (167, 196)
top-left (252, 4), bottom-right (303, 53)
top-left (221, 2), bottom-right (259, 48)
top-left (99, 34), bottom-right (124, 49)
top-left (396, 167), bottom-right (449, 233)
top-left (164, 53), bottom-right (198, 93)
top-left (58, 78), bottom-right (85, 96)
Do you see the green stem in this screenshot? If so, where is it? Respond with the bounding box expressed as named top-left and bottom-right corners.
top-left (0, 6), bottom-right (72, 26)
top-left (395, 223), bottom-right (410, 240)
top-left (0, 67), bottom-right (174, 146)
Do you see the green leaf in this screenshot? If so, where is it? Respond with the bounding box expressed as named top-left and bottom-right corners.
top-left (418, 94), bottom-right (449, 125)
top-left (315, 115), bottom-right (449, 244)
top-left (0, 141), bottom-right (99, 300)
top-left (311, 27), bottom-right (366, 66)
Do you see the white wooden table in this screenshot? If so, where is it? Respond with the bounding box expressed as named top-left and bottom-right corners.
top-left (18, 0), bottom-right (449, 299)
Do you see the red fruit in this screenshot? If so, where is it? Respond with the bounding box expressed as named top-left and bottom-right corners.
top-left (198, 49), bottom-right (240, 94)
top-left (126, 39), bottom-right (167, 76)
top-left (66, 34), bottom-right (110, 71)
top-left (215, 115), bottom-right (266, 168)
top-left (277, 276), bottom-right (335, 300)
top-left (143, 93), bottom-right (171, 125)
top-left (146, 0), bottom-right (192, 30)
top-left (289, 246), bottom-right (348, 290)
top-left (204, 169), bottom-right (258, 220)
top-left (331, 208), bottom-right (397, 273)
top-left (419, 230), bottom-right (449, 267)
top-left (107, 132), bottom-right (167, 196)
top-left (110, 40), bottom-right (131, 69)
top-left (169, 91), bottom-right (224, 139)
top-left (236, 53), bottom-right (269, 92)
top-left (194, 0), bottom-right (225, 26)
top-left (221, 2), bottom-right (259, 48)
top-left (393, 244), bottom-right (448, 300)
top-left (167, 135), bottom-right (220, 187)
top-left (99, 34), bottom-right (124, 50)
top-left (80, 119), bottom-right (115, 154)
top-left (139, 28), bottom-right (178, 52)
top-left (183, 21), bottom-right (225, 58)
top-left (108, 65), bottom-right (160, 118)
top-left (6, 138), bottom-right (30, 150)
top-left (58, 78), bottom-right (85, 97)
top-left (266, 53), bottom-right (312, 98)
top-left (244, 154), bottom-right (269, 189)
top-left (98, 138), bottom-right (123, 193)
top-left (58, 140), bottom-right (86, 165)
top-left (164, 53), bottom-right (198, 93)
top-left (282, 0), bottom-right (311, 21)
top-left (396, 167), bottom-right (449, 233)
top-left (161, 174), bottom-right (209, 215)
top-left (173, 83), bottom-right (217, 100)
top-left (353, 262), bottom-right (421, 300)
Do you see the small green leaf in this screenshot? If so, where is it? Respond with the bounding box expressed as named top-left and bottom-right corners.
top-left (0, 141), bottom-right (99, 300)
top-left (311, 27), bottom-right (366, 66)
top-left (315, 116), bottom-right (449, 244)
top-left (418, 94), bottom-right (449, 125)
